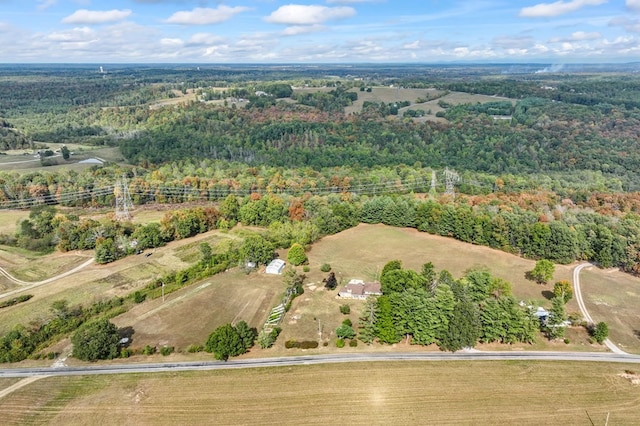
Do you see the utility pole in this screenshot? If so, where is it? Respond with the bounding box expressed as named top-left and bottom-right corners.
top-left (114, 175), bottom-right (133, 221)
top-left (161, 281), bottom-right (165, 303)
top-left (444, 168), bottom-right (460, 197)
top-left (429, 170), bottom-right (437, 199)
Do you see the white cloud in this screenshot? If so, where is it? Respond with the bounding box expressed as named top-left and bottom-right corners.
top-left (265, 5), bottom-right (355, 25)
top-left (569, 30), bottom-right (601, 40)
top-left (609, 17), bottom-right (640, 33)
top-left (37, 0), bottom-right (57, 11)
top-left (160, 38), bottom-right (183, 47)
top-left (186, 33), bottom-right (225, 46)
top-left (165, 6), bottom-right (250, 25)
top-left (519, 0), bottom-right (607, 18)
top-left (492, 35), bottom-right (535, 49)
top-left (47, 26), bottom-right (95, 42)
top-left (281, 25), bottom-right (326, 36)
top-left (627, 0), bottom-right (640, 11)
top-left (403, 40), bottom-right (420, 50)
top-left (62, 9), bottom-right (132, 25)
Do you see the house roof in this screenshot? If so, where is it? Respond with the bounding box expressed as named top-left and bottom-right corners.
top-left (339, 281), bottom-right (382, 296)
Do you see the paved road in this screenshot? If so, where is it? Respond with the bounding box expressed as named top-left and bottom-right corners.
top-left (1, 351), bottom-right (639, 378)
top-left (573, 263), bottom-right (626, 354)
top-left (0, 257), bottom-right (94, 300)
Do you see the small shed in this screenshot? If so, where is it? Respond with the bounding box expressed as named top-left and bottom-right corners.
top-left (265, 259), bottom-right (286, 275)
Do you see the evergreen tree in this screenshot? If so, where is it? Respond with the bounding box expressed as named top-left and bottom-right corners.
top-left (439, 300), bottom-right (481, 352)
top-left (358, 297), bottom-right (377, 344)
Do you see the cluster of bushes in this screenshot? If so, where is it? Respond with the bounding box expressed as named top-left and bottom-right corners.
top-left (257, 327), bottom-right (281, 349)
top-left (205, 321), bottom-right (256, 361)
top-left (0, 294), bottom-right (33, 309)
top-left (284, 340), bottom-right (319, 349)
top-left (0, 297), bottom-right (126, 363)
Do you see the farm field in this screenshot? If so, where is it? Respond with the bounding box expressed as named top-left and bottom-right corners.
top-left (0, 229), bottom-right (240, 335)
top-left (1, 361), bottom-right (639, 425)
top-left (580, 268), bottom-right (640, 354)
top-left (111, 268), bottom-right (283, 351)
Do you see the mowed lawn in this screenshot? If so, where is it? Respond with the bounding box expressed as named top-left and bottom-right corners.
top-left (580, 267), bottom-right (640, 354)
top-left (1, 361), bottom-right (639, 425)
top-left (111, 269), bottom-right (284, 351)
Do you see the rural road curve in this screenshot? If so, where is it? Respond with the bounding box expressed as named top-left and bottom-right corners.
top-left (1, 351), bottom-right (640, 378)
top-left (0, 257), bottom-right (94, 299)
top-left (573, 263), bottom-right (626, 355)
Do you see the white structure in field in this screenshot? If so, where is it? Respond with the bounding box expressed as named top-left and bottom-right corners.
top-left (265, 259), bottom-right (286, 275)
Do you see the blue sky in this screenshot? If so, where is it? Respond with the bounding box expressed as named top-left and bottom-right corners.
top-left (0, 0), bottom-right (639, 62)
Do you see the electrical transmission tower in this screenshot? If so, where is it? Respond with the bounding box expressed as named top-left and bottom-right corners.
top-left (114, 176), bottom-right (133, 221)
top-left (429, 170), bottom-right (437, 199)
top-left (443, 168), bottom-right (460, 197)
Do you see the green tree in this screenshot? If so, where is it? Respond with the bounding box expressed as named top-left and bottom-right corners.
top-left (358, 297), bottom-right (377, 344)
top-left (239, 234), bottom-right (274, 265)
top-left (380, 259), bottom-right (402, 280)
top-left (61, 145), bottom-right (70, 160)
top-left (205, 323), bottom-right (244, 361)
top-left (553, 280), bottom-right (573, 304)
top-left (421, 262), bottom-right (437, 291)
top-left (336, 324), bottom-right (356, 339)
top-left (71, 319), bottom-right (120, 361)
top-left (439, 300), bottom-right (481, 352)
top-left (545, 296), bottom-right (566, 340)
top-left (287, 243), bottom-right (307, 266)
top-left (235, 320), bottom-right (257, 351)
top-left (375, 296), bottom-right (401, 344)
top-left (529, 259), bottom-right (555, 284)
top-left (95, 238), bottom-right (118, 264)
top-left (591, 321), bottom-right (609, 344)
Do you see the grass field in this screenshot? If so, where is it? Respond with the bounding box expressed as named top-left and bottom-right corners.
top-left (1, 361), bottom-right (639, 425)
top-left (112, 268), bottom-right (283, 351)
top-left (0, 211), bottom-right (29, 236)
top-left (580, 268), bottom-right (640, 354)
top-left (0, 230), bottom-right (240, 335)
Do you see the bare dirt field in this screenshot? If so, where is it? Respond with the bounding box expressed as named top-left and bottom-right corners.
top-left (1, 361), bottom-right (639, 425)
top-left (580, 267), bottom-right (640, 354)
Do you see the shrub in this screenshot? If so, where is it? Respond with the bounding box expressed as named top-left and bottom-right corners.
top-left (339, 304), bottom-right (351, 315)
top-left (47, 351), bottom-right (58, 360)
top-left (160, 346), bottom-right (174, 356)
top-left (336, 339), bottom-right (345, 348)
top-left (349, 339), bottom-right (358, 347)
top-left (133, 291), bottom-right (146, 304)
top-left (299, 341), bottom-right (319, 349)
top-left (342, 318), bottom-right (352, 327)
top-left (564, 338), bottom-right (570, 344)
top-left (302, 265), bottom-right (310, 273)
top-left (120, 348), bottom-right (133, 358)
top-left (320, 263), bottom-right (332, 272)
top-left (323, 341), bottom-right (328, 347)
top-left (143, 345), bottom-right (156, 355)
top-left (0, 294), bottom-right (33, 309)
top-left (187, 344), bottom-right (203, 353)
top-left (285, 340), bottom-right (301, 349)
top-left (287, 243), bottom-right (307, 266)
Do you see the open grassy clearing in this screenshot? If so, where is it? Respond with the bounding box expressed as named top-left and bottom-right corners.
top-left (306, 224), bottom-right (574, 306)
top-left (273, 224), bottom-right (602, 354)
top-left (404, 91), bottom-right (516, 123)
top-left (111, 268), bottom-right (283, 351)
top-left (4, 252), bottom-right (90, 282)
top-left (0, 210), bottom-right (29, 236)
top-left (344, 87), bottom-right (444, 115)
top-left (1, 361), bottom-right (639, 425)
top-left (580, 268), bottom-right (640, 354)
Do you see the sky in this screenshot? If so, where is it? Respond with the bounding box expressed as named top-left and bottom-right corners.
top-left (0, 0), bottom-right (639, 63)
